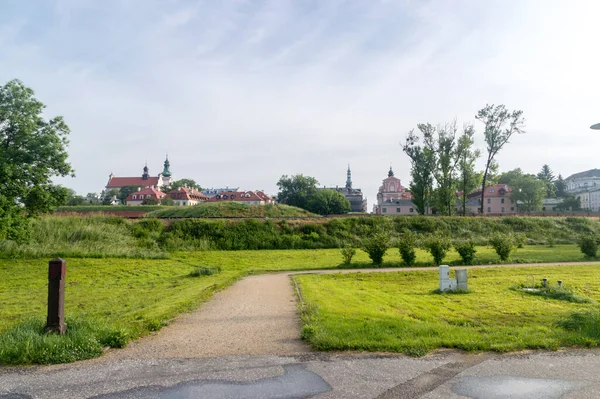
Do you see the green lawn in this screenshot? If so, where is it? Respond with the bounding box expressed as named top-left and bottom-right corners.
top-left (0, 244), bottom-right (594, 364)
top-left (294, 266), bottom-right (600, 356)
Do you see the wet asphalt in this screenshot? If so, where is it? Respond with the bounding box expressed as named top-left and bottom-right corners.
top-left (2, 349), bottom-right (600, 398)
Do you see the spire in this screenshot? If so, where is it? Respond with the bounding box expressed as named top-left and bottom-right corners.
top-left (142, 162), bottom-right (149, 180)
top-left (346, 164), bottom-right (352, 189)
top-left (162, 154), bottom-right (171, 177)
top-left (388, 165), bottom-right (394, 177)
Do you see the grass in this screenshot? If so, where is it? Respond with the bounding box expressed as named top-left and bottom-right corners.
top-left (294, 266), bottom-right (600, 356)
top-left (0, 216), bottom-right (166, 259)
top-left (146, 202), bottom-right (318, 218)
top-left (56, 205), bottom-right (163, 213)
top-left (0, 244), bottom-right (597, 365)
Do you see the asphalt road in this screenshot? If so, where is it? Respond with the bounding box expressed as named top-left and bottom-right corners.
top-left (3, 350), bottom-right (600, 398)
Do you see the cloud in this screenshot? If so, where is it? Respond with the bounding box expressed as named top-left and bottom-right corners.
top-left (1, 0), bottom-right (599, 207)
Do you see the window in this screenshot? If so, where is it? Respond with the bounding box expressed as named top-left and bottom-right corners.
top-left (502, 207), bottom-right (505, 212)
top-left (511, 207), bottom-right (515, 211)
top-left (487, 198), bottom-right (491, 204)
top-left (542, 207), bottom-right (546, 211)
top-left (231, 194), bottom-right (236, 199)
top-left (409, 208), bottom-right (414, 213)
top-left (223, 194), bottom-right (228, 199)
top-left (146, 195), bottom-right (151, 199)
top-left (383, 208), bottom-right (387, 213)
top-left (501, 198), bottom-right (505, 204)
top-left (489, 189), bottom-right (495, 193)
top-left (396, 208), bottom-right (400, 213)
top-left (487, 207), bottom-right (491, 212)
top-left (132, 195), bottom-right (137, 200)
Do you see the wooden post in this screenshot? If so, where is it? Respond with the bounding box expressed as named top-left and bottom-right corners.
top-left (45, 258), bottom-right (67, 334)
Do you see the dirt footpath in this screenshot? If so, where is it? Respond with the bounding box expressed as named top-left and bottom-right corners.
top-left (106, 274), bottom-right (311, 359)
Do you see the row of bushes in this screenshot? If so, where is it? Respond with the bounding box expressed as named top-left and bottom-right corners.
top-left (3, 215), bottom-right (600, 258)
top-left (342, 231), bottom-right (597, 266)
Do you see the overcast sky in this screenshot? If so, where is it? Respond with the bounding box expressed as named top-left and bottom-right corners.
top-left (1, 0), bottom-right (599, 207)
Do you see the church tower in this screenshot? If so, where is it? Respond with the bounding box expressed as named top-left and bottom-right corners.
top-left (142, 162), bottom-right (149, 180)
top-left (162, 155), bottom-right (171, 177)
top-left (346, 165), bottom-right (352, 189)
top-left (160, 155), bottom-right (173, 187)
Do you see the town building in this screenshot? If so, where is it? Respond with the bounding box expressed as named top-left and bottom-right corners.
top-left (106, 156), bottom-right (173, 192)
top-left (201, 187), bottom-right (241, 198)
top-left (565, 169), bottom-right (600, 193)
top-left (576, 191), bottom-right (591, 210)
top-left (125, 187), bottom-right (166, 206)
top-left (466, 184), bottom-right (516, 214)
top-left (168, 186), bottom-right (208, 206)
top-left (206, 190), bottom-right (274, 205)
top-left (373, 167), bottom-right (415, 215)
top-left (322, 166), bottom-right (368, 213)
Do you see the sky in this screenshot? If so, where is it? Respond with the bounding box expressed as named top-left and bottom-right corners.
top-left (1, 0), bottom-right (599, 208)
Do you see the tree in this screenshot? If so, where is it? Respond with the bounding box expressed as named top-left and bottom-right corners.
top-left (63, 188), bottom-right (86, 206)
top-left (142, 197), bottom-right (159, 205)
top-left (161, 196), bottom-right (175, 206)
top-left (167, 178), bottom-right (202, 192)
top-left (307, 189), bottom-right (351, 215)
top-left (554, 174), bottom-right (568, 198)
top-left (0, 79), bottom-right (73, 240)
top-left (402, 126), bottom-right (436, 215)
top-left (510, 175), bottom-right (546, 212)
top-left (276, 174), bottom-right (319, 211)
top-left (456, 125), bottom-right (481, 216)
top-left (556, 195), bottom-right (580, 211)
top-left (429, 122), bottom-right (461, 216)
top-left (498, 168), bottom-right (524, 185)
top-left (102, 189), bottom-right (120, 205)
top-left (475, 104), bottom-right (525, 213)
top-left (537, 164), bottom-right (556, 198)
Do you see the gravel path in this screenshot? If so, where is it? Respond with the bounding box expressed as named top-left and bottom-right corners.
top-left (106, 273), bottom-right (311, 359)
top-left (105, 260), bottom-right (600, 360)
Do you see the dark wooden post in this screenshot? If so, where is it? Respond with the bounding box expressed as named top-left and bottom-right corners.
top-left (45, 258), bottom-right (67, 334)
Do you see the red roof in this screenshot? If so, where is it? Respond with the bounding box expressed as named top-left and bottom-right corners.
top-left (126, 187), bottom-right (166, 201)
top-left (206, 191), bottom-right (265, 202)
top-left (168, 187), bottom-right (208, 201)
top-left (468, 184), bottom-right (512, 198)
top-left (107, 176), bottom-right (160, 189)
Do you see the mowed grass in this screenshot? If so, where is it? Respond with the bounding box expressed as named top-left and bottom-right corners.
top-left (295, 266), bottom-right (600, 356)
top-left (0, 244), bottom-right (593, 364)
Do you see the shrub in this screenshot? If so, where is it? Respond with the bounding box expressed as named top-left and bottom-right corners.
top-left (455, 240), bottom-right (477, 265)
top-left (189, 266), bottom-right (222, 277)
top-left (515, 233), bottom-right (527, 248)
top-left (362, 232), bottom-right (390, 265)
top-left (340, 245), bottom-right (357, 265)
top-left (579, 236), bottom-right (598, 258)
top-left (547, 235), bottom-right (556, 248)
top-left (423, 233), bottom-right (451, 266)
top-left (489, 233), bottom-right (516, 261)
top-left (398, 229), bottom-right (418, 266)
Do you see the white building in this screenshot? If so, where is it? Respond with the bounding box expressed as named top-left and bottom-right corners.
top-left (565, 169), bottom-right (600, 193)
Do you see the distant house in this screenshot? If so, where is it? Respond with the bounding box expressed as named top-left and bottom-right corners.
top-left (125, 187), bottom-right (166, 206)
top-left (201, 187), bottom-right (241, 198)
top-left (565, 169), bottom-right (600, 193)
top-left (373, 167), bottom-right (414, 215)
top-left (466, 184), bottom-right (516, 214)
top-left (106, 157), bottom-right (172, 192)
top-left (168, 187), bottom-right (208, 206)
top-left (206, 190), bottom-right (274, 205)
top-left (321, 165), bottom-right (368, 213)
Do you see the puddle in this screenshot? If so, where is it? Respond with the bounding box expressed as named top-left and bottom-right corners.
top-left (452, 376), bottom-right (582, 399)
top-left (93, 364), bottom-right (330, 399)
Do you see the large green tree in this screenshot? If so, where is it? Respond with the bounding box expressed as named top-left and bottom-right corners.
top-left (456, 125), bottom-right (481, 216)
top-left (0, 79), bottom-right (73, 240)
top-left (118, 185), bottom-right (143, 204)
top-left (402, 126), bottom-right (436, 215)
top-left (307, 189), bottom-right (351, 215)
top-left (429, 122), bottom-right (460, 216)
top-left (276, 174), bottom-right (319, 211)
top-left (555, 174), bottom-right (568, 198)
top-left (510, 175), bottom-right (546, 213)
top-left (537, 164), bottom-right (556, 198)
top-left (475, 104), bottom-right (525, 213)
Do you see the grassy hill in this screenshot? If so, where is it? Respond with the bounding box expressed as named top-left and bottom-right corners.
top-left (145, 202), bottom-right (318, 218)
